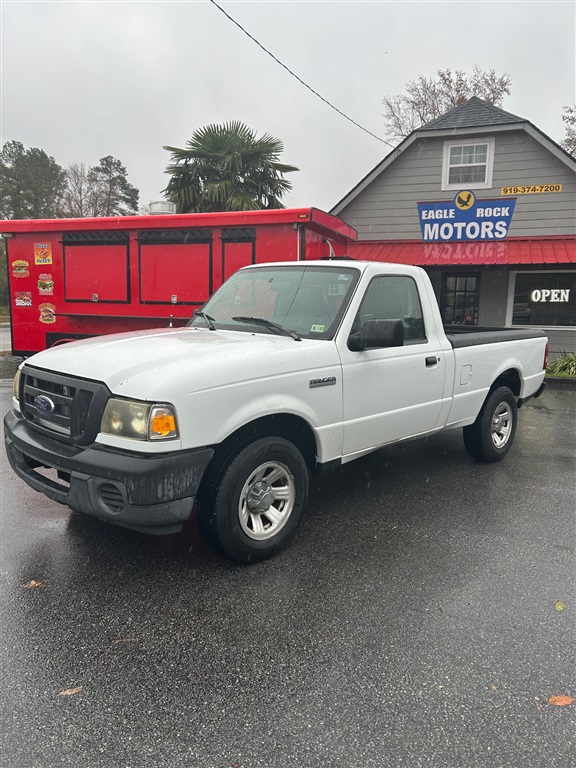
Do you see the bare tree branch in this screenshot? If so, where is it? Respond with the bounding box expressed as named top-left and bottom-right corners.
top-left (560, 106), bottom-right (576, 156)
top-left (382, 67), bottom-right (512, 143)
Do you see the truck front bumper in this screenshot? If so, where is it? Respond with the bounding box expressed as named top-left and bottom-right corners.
top-left (4, 409), bottom-right (214, 535)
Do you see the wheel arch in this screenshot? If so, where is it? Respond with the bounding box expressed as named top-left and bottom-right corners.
top-left (490, 368), bottom-right (521, 398)
top-left (199, 413), bottom-right (319, 497)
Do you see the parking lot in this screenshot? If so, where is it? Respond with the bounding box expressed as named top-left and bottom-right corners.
top-left (1, 375), bottom-right (574, 768)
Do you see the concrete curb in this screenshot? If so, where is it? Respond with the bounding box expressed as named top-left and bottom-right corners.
top-left (545, 376), bottom-right (576, 390)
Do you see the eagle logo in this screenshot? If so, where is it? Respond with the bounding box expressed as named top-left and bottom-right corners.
top-left (455, 190), bottom-right (476, 210)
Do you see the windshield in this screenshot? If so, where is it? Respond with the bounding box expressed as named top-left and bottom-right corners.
top-left (189, 265), bottom-right (360, 340)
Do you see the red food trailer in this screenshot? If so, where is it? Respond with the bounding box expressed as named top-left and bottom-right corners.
top-left (1, 207), bottom-right (357, 356)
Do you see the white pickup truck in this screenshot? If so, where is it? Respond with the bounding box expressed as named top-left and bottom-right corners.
top-left (5, 261), bottom-right (548, 562)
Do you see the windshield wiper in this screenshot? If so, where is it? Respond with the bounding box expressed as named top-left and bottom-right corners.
top-left (232, 316), bottom-right (301, 341)
top-left (193, 310), bottom-right (217, 330)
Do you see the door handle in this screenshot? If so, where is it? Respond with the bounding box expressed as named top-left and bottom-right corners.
top-left (425, 356), bottom-right (439, 367)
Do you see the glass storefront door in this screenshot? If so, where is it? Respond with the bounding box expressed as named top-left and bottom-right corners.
top-left (440, 273), bottom-right (480, 325)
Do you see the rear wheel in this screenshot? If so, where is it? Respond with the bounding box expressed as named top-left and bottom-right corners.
top-left (196, 436), bottom-right (309, 563)
top-left (463, 386), bottom-right (517, 462)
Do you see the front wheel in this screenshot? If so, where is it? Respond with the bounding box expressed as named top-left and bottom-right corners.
top-left (463, 386), bottom-right (518, 463)
top-left (196, 437), bottom-right (309, 563)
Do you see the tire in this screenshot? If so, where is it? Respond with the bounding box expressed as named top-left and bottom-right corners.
top-left (463, 386), bottom-right (518, 463)
top-left (196, 437), bottom-right (309, 563)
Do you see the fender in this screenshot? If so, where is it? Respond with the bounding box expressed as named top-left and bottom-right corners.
top-left (202, 392), bottom-right (344, 465)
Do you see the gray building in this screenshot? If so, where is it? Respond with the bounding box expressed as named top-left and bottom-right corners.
top-left (332, 97), bottom-right (576, 357)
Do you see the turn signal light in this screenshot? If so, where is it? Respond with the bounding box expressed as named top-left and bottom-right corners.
top-left (149, 405), bottom-right (178, 439)
top-left (151, 413), bottom-right (176, 436)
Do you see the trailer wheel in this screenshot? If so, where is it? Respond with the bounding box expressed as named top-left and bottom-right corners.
top-left (463, 386), bottom-right (518, 463)
top-left (196, 436), bottom-right (309, 563)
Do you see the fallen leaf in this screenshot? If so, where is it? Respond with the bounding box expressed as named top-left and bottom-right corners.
top-left (58, 686), bottom-right (83, 697)
top-left (547, 695), bottom-right (574, 706)
top-left (490, 684), bottom-right (499, 692)
top-left (555, 601), bottom-right (566, 611)
top-left (23, 580), bottom-right (44, 588)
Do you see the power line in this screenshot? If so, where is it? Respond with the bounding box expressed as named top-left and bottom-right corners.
top-left (208, 0), bottom-right (394, 148)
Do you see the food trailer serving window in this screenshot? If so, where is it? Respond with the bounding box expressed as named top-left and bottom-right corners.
top-left (513, 272), bottom-right (576, 326)
top-left (62, 231), bottom-right (130, 303)
top-left (138, 229), bottom-right (212, 304)
top-left (221, 227), bottom-right (256, 282)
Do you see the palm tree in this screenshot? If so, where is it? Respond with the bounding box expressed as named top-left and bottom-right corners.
top-left (163, 121), bottom-right (299, 212)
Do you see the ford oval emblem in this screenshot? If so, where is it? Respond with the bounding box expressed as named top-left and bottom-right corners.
top-left (34, 395), bottom-right (55, 415)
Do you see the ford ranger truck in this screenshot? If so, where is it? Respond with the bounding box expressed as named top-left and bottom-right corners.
top-left (4, 261), bottom-right (548, 563)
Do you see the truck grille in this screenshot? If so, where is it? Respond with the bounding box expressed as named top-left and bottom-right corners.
top-left (20, 366), bottom-right (111, 446)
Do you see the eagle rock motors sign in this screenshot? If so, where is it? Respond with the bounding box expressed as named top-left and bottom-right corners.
top-left (417, 191), bottom-right (517, 242)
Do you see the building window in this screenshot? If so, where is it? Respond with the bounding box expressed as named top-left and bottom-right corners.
top-left (512, 272), bottom-right (576, 326)
top-left (441, 273), bottom-right (480, 325)
top-left (442, 138), bottom-right (494, 190)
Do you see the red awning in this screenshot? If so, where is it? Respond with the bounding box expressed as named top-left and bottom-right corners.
top-left (347, 237), bottom-right (576, 266)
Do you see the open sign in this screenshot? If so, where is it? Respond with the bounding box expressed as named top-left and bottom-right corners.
top-left (530, 289), bottom-right (570, 303)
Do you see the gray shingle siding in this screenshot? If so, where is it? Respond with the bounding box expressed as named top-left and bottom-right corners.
top-left (338, 131), bottom-right (576, 240)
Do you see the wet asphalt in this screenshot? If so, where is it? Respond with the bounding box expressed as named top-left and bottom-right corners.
top-left (0, 375), bottom-right (574, 768)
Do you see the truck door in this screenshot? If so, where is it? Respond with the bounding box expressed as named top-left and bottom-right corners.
top-left (339, 274), bottom-right (446, 456)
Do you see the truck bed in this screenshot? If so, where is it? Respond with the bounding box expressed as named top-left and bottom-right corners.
top-left (444, 326), bottom-right (547, 348)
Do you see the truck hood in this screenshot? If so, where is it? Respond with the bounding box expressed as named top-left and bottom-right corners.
top-left (24, 327), bottom-right (341, 400)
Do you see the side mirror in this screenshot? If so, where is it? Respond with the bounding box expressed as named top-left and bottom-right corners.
top-left (348, 319), bottom-right (404, 351)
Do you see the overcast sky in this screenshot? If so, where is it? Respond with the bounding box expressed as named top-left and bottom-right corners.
top-left (1, 0), bottom-right (574, 213)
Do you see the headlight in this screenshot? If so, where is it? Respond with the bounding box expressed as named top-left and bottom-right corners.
top-left (13, 369), bottom-right (21, 401)
top-left (101, 398), bottom-right (179, 441)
